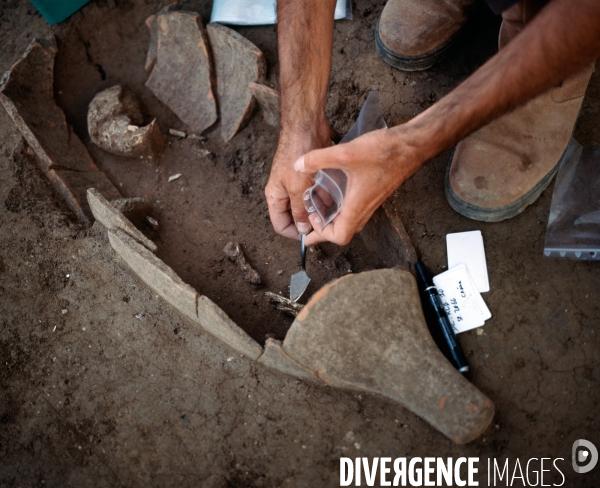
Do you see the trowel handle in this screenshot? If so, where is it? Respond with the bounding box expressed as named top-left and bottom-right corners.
top-left (300, 234), bottom-right (307, 270)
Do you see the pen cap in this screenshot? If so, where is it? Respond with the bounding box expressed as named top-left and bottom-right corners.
top-left (415, 261), bottom-right (433, 288)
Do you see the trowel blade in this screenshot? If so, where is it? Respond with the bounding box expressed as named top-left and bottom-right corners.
top-left (290, 269), bottom-right (311, 303)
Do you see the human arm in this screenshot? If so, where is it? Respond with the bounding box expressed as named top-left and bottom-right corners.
top-left (264, 0), bottom-right (337, 240)
top-left (295, 0), bottom-right (600, 246)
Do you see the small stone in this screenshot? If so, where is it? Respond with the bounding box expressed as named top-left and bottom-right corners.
top-left (145, 9), bottom-right (217, 134)
top-left (145, 216), bottom-right (159, 230)
top-left (168, 173), bottom-right (182, 182)
top-left (61, 309), bottom-right (68, 315)
top-left (277, 269), bottom-right (283, 275)
top-left (207, 23), bottom-right (266, 141)
top-left (169, 128), bottom-right (187, 138)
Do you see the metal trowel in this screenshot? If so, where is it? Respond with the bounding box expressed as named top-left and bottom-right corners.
top-left (290, 234), bottom-right (310, 302)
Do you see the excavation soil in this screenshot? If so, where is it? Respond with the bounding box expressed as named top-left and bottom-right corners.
top-left (1, 1), bottom-right (599, 487)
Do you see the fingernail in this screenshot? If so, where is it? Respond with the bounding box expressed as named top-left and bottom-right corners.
top-left (296, 222), bottom-right (311, 234)
top-left (294, 156), bottom-right (305, 172)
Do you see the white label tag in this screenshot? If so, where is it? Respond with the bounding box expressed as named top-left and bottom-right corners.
top-left (433, 265), bottom-right (491, 334)
top-left (446, 230), bottom-right (490, 293)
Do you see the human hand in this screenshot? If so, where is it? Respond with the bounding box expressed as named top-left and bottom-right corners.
top-left (265, 127), bottom-right (332, 240)
top-left (294, 127), bottom-right (423, 246)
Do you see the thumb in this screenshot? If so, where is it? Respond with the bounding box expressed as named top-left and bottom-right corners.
top-left (290, 195), bottom-right (312, 235)
top-left (294, 144), bottom-right (348, 174)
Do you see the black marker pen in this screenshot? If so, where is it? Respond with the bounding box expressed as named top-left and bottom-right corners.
top-left (415, 262), bottom-right (469, 374)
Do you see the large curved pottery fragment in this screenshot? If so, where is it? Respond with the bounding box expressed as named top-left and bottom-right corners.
top-left (87, 189), bottom-right (494, 443)
top-left (283, 270), bottom-right (495, 443)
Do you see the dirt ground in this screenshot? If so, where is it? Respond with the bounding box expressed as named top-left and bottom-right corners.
top-left (1, 0), bottom-right (599, 487)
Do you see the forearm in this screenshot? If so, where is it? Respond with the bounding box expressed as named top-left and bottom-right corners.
top-left (277, 0), bottom-right (337, 144)
top-left (395, 0), bottom-right (600, 166)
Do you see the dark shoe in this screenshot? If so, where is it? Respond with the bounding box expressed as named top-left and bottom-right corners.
top-left (375, 0), bottom-right (477, 71)
top-left (446, 63), bottom-right (594, 222)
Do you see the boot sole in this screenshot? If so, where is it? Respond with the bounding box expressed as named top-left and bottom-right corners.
top-left (445, 146), bottom-right (566, 222)
top-left (375, 16), bottom-right (464, 71)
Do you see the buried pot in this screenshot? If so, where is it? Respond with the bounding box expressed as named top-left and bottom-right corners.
top-left (87, 189), bottom-right (494, 443)
top-left (88, 85), bottom-right (166, 158)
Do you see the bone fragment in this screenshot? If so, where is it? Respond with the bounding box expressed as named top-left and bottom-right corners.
top-left (265, 292), bottom-right (304, 316)
top-left (223, 242), bottom-right (261, 285)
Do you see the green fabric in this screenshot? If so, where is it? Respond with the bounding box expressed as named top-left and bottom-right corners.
top-left (29, 0), bottom-right (92, 24)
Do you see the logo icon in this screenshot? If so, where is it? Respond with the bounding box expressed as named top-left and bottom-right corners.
top-left (572, 439), bottom-right (598, 474)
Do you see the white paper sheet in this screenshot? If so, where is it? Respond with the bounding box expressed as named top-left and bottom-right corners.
top-left (433, 264), bottom-right (491, 334)
top-left (210, 0), bottom-right (352, 26)
top-left (446, 230), bottom-right (490, 293)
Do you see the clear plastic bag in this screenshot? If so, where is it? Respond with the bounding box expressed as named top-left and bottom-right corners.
top-left (302, 91), bottom-right (387, 228)
top-left (544, 138), bottom-right (600, 260)
top-left (210, 0), bottom-right (352, 26)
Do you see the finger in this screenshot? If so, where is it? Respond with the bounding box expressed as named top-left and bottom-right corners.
top-left (305, 211), bottom-right (354, 247)
top-left (304, 229), bottom-right (327, 246)
top-left (290, 193), bottom-right (312, 235)
top-left (312, 185), bottom-right (335, 208)
top-left (265, 188), bottom-right (301, 240)
top-left (294, 143), bottom-right (350, 174)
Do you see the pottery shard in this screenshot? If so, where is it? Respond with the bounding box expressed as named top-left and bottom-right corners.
top-left (87, 189), bottom-right (157, 253)
top-left (108, 229), bottom-right (263, 360)
top-left (109, 229), bottom-right (198, 322)
top-left (48, 169), bottom-right (121, 227)
top-left (0, 38), bottom-right (97, 173)
top-left (88, 86), bottom-right (166, 158)
top-left (207, 23), bottom-right (267, 141)
top-left (196, 296), bottom-right (263, 361)
top-left (0, 37), bottom-right (121, 226)
top-left (249, 83), bottom-right (280, 127)
top-left (257, 339), bottom-right (320, 384)
top-left (360, 201), bottom-right (418, 271)
top-left (283, 269), bottom-right (494, 444)
top-left (145, 10), bottom-right (217, 134)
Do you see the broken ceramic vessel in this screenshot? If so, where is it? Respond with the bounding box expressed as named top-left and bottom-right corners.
top-left (88, 85), bottom-right (166, 158)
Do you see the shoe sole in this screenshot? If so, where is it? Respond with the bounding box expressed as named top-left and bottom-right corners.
top-left (375, 16), bottom-right (464, 71)
top-left (444, 146), bottom-right (566, 222)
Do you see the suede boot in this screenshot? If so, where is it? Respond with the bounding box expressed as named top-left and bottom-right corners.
top-left (445, 0), bottom-right (595, 222)
top-left (375, 0), bottom-right (478, 71)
